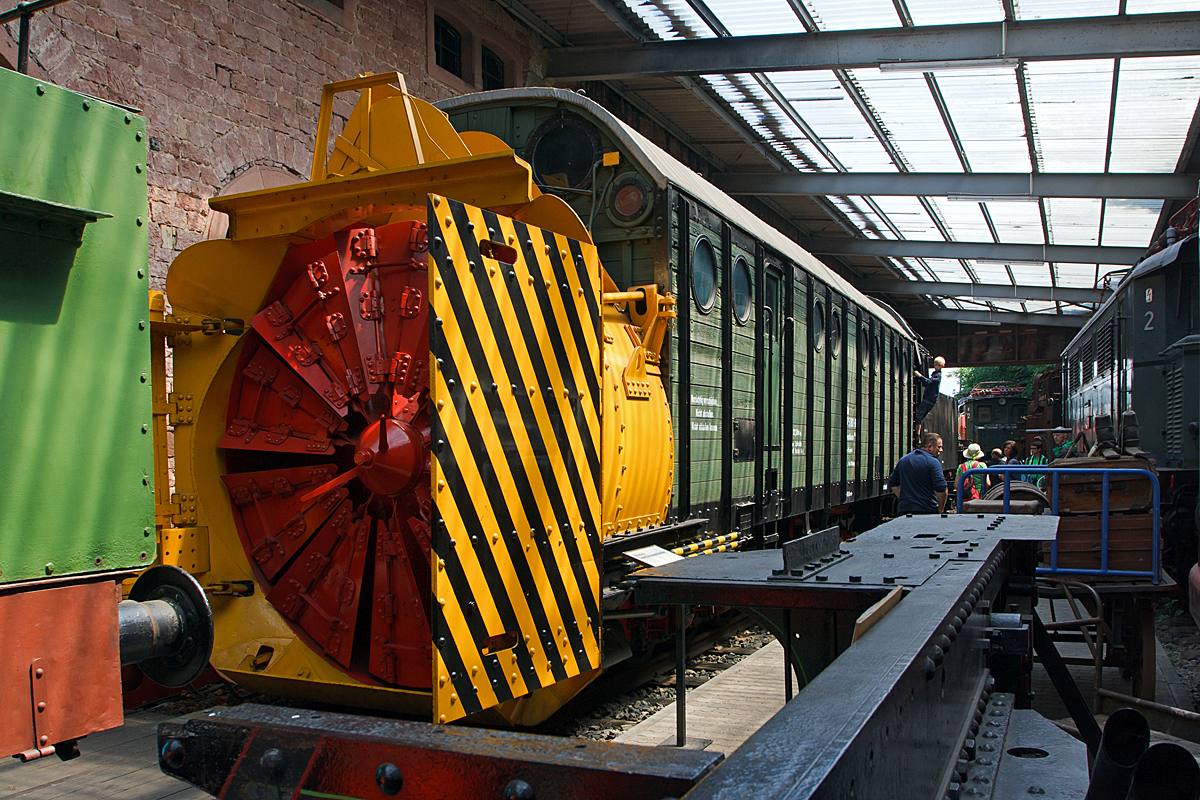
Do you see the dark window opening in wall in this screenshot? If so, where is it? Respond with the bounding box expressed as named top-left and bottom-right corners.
top-left (434, 16), bottom-right (463, 78)
top-left (482, 47), bottom-right (505, 90)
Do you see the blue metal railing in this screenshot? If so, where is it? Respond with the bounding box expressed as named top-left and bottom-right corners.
top-left (954, 465), bottom-right (1160, 584)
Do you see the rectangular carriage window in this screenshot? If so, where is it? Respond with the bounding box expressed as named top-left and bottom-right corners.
top-left (977, 405), bottom-right (993, 424)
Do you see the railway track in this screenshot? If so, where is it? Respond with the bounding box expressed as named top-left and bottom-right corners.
top-left (531, 615), bottom-right (774, 740)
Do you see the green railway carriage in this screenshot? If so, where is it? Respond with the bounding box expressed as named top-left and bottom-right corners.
top-left (440, 88), bottom-right (920, 547)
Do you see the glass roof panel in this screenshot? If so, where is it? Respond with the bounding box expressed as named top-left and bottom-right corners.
top-left (1015, 0), bottom-right (1118, 19)
top-left (1045, 198), bottom-right (1103, 245)
top-left (623, 0), bottom-right (713, 39)
top-left (1054, 262), bottom-right (1103, 289)
top-left (902, 0), bottom-right (1001, 26)
top-left (969, 262), bottom-right (1017, 283)
top-left (849, 71), bottom-right (963, 172)
top-left (702, 0), bottom-right (807, 34)
top-left (929, 70), bottom-right (1032, 172)
top-left (1025, 60), bottom-right (1113, 173)
top-left (1009, 261), bottom-right (1055, 284)
top-left (802, 0), bottom-right (902, 31)
top-left (868, 196), bottom-right (939, 239)
top-left (926, 199), bottom-right (992, 243)
top-left (1126, 0), bottom-right (1200, 11)
top-left (1100, 199), bottom-right (1164, 247)
top-left (1109, 56), bottom-right (1200, 173)
top-left (764, 71), bottom-right (895, 171)
top-left (974, 202), bottom-right (1045, 244)
top-left (915, 257), bottom-right (972, 282)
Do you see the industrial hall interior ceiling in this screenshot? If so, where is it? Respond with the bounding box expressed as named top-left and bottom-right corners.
top-left (519, 0), bottom-right (1200, 358)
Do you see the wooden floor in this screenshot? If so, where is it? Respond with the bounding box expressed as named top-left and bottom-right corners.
top-left (0, 712), bottom-right (206, 800)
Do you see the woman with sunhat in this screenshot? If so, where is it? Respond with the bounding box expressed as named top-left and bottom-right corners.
top-left (955, 443), bottom-right (987, 501)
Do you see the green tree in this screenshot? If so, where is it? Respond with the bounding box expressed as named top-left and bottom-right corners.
top-left (954, 364), bottom-right (1057, 400)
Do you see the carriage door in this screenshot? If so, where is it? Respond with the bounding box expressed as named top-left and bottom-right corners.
top-left (760, 262), bottom-right (784, 521)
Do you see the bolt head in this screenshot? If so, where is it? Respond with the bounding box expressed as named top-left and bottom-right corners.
top-left (161, 739), bottom-right (186, 769)
top-left (504, 779), bottom-right (536, 800)
top-left (375, 763), bottom-right (403, 796)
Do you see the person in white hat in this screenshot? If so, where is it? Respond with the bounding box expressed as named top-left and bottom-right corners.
top-left (955, 443), bottom-right (986, 501)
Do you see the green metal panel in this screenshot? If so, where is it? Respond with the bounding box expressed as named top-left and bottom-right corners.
top-left (0, 70), bottom-right (153, 583)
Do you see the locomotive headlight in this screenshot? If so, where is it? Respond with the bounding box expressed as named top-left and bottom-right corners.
top-left (606, 172), bottom-right (654, 226)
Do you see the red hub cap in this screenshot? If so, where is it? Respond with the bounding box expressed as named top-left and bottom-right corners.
top-left (354, 419), bottom-right (424, 497)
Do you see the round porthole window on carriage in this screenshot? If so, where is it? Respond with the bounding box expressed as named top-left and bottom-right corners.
top-left (873, 335), bottom-right (882, 375)
top-left (812, 299), bottom-right (826, 351)
top-left (830, 309), bottom-right (842, 358)
top-left (692, 237), bottom-right (717, 313)
top-left (732, 257), bottom-right (752, 325)
top-left (860, 325), bottom-right (871, 369)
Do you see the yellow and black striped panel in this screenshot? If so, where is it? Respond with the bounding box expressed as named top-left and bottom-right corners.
top-left (427, 195), bottom-right (602, 723)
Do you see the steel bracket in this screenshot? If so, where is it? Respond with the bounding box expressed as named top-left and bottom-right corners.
top-left (171, 493), bottom-right (198, 526)
top-left (167, 392), bottom-right (196, 426)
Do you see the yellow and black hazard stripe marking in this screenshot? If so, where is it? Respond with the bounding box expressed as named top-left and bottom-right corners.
top-left (427, 195), bottom-right (602, 722)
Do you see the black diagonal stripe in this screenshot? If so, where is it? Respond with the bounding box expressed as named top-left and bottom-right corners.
top-left (432, 599), bottom-right (484, 718)
top-left (447, 201), bottom-right (602, 635)
top-left (436, 207), bottom-right (596, 662)
top-left (431, 445), bottom-right (546, 695)
top-left (434, 241), bottom-right (593, 671)
top-left (464, 218), bottom-right (603, 597)
top-left (426, 495), bottom-right (517, 704)
top-left (428, 396), bottom-right (549, 690)
top-left (564, 235), bottom-right (601, 331)
top-left (512, 219), bottom-right (602, 482)
top-left (563, 236), bottom-right (603, 426)
top-left (513, 219), bottom-right (602, 409)
top-left (430, 372), bottom-right (568, 684)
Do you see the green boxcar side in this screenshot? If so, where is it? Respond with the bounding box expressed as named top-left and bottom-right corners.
top-left (0, 70), bottom-right (153, 584)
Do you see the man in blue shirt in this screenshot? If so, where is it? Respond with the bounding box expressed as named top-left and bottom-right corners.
top-left (889, 432), bottom-right (948, 515)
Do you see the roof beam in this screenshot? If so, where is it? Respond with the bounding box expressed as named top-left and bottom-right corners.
top-left (801, 237), bottom-right (1145, 265)
top-left (868, 278), bottom-right (1107, 304)
top-left (714, 171), bottom-right (1200, 199)
top-left (900, 307), bottom-right (1088, 327)
top-left (547, 13), bottom-right (1200, 79)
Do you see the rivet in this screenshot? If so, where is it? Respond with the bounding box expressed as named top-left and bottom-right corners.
top-left (135, 164), bottom-right (143, 173)
top-left (136, 217), bottom-right (144, 226)
top-left (44, 563), bottom-right (54, 575)
top-left (82, 100), bottom-right (91, 110)
top-left (35, 85), bottom-right (45, 95)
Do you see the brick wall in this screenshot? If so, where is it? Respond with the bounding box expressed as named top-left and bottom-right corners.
top-left (2, 0), bottom-right (544, 288)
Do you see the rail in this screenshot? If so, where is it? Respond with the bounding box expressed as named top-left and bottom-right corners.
top-left (955, 465), bottom-right (1161, 583)
top-left (0, 0), bottom-right (75, 73)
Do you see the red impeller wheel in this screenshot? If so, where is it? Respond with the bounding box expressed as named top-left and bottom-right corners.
top-left (218, 218), bottom-right (435, 690)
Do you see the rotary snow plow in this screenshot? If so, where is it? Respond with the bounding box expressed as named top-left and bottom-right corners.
top-left (161, 74), bottom-right (674, 724)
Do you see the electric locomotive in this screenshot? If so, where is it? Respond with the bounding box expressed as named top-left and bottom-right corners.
top-left (1060, 205), bottom-right (1198, 580)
